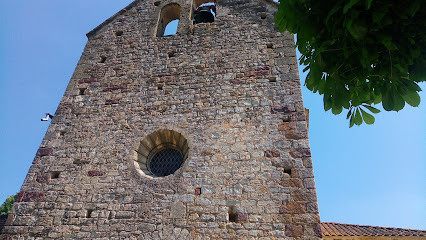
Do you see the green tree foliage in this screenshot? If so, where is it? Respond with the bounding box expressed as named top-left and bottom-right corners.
top-left (275, 0), bottom-right (425, 127)
top-left (0, 195), bottom-right (16, 216)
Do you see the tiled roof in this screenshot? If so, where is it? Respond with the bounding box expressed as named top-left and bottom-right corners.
top-left (321, 222), bottom-right (426, 237)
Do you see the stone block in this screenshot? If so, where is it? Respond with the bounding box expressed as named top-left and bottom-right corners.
top-left (87, 170), bottom-right (105, 177)
top-left (170, 202), bottom-right (186, 219)
top-left (78, 78), bottom-right (99, 84)
top-left (16, 191), bottom-right (45, 202)
top-left (105, 99), bottom-right (120, 105)
top-left (285, 224), bottom-right (304, 237)
top-left (264, 149), bottom-right (280, 158)
top-left (279, 201), bottom-right (306, 214)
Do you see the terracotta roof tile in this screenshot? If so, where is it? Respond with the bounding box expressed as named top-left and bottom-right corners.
top-left (321, 222), bottom-right (426, 237)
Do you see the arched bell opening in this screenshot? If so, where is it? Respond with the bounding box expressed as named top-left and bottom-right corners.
top-left (157, 3), bottom-right (181, 36)
top-left (192, 0), bottom-right (217, 24)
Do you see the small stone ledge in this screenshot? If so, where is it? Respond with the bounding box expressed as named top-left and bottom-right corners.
top-left (289, 148), bottom-right (311, 158)
top-left (102, 85), bottom-right (127, 92)
top-left (271, 103), bottom-right (295, 114)
top-left (264, 149), bottom-right (280, 158)
top-left (244, 66), bottom-right (271, 78)
top-left (105, 99), bottom-right (120, 105)
top-left (78, 78), bottom-right (99, 84)
top-left (87, 170), bottom-right (105, 177)
top-left (37, 147), bottom-right (53, 157)
top-left (16, 191), bottom-right (45, 202)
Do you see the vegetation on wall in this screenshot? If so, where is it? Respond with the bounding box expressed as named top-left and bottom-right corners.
top-left (275, 0), bottom-right (425, 127)
top-left (0, 195), bottom-right (16, 216)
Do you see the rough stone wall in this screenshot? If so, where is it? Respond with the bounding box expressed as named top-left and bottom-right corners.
top-left (0, 215), bottom-right (7, 234)
top-left (1, 0), bottom-right (321, 239)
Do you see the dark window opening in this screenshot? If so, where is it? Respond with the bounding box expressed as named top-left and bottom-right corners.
top-left (51, 171), bottom-right (61, 179)
top-left (260, 13), bottom-right (267, 19)
top-left (79, 88), bottom-right (86, 95)
top-left (268, 76), bottom-right (277, 82)
top-left (266, 43), bottom-right (273, 48)
top-left (167, 50), bottom-right (175, 58)
top-left (193, 1), bottom-right (216, 24)
top-left (284, 168), bottom-right (292, 176)
top-left (157, 4), bottom-right (181, 36)
top-left (115, 30), bottom-right (123, 36)
top-left (86, 209), bottom-right (93, 218)
top-left (99, 56), bottom-right (107, 63)
top-left (157, 84), bottom-right (163, 90)
top-left (108, 211), bottom-right (113, 220)
top-left (154, 1), bottom-right (161, 6)
top-left (228, 206), bottom-right (237, 222)
top-left (148, 148), bottom-right (184, 177)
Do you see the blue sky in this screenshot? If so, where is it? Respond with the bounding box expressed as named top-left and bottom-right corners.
top-left (1, 0), bottom-right (425, 230)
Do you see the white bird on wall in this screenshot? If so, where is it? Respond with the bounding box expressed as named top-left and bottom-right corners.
top-left (41, 113), bottom-right (54, 121)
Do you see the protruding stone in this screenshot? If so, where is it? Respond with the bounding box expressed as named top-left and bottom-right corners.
top-left (87, 170), bottom-right (105, 177)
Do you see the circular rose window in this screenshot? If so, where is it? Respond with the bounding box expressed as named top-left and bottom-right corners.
top-left (148, 147), bottom-right (184, 177)
top-left (134, 129), bottom-right (189, 177)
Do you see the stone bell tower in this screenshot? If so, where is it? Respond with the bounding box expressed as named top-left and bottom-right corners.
top-left (1, 0), bottom-right (322, 239)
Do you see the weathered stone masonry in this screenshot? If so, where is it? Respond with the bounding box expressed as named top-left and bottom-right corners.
top-left (1, 0), bottom-right (322, 239)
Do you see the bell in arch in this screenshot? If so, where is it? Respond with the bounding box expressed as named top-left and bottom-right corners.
top-left (194, 2), bottom-right (216, 24)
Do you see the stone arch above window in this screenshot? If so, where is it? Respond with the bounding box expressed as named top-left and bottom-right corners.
top-left (134, 129), bottom-right (189, 178)
top-left (157, 3), bottom-right (181, 36)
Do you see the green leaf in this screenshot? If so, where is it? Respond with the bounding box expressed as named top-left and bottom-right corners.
top-left (343, 0), bottom-right (360, 13)
top-left (360, 47), bottom-right (369, 68)
top-left (402, 91), bottom-right (421, 107)
top-left (360, 108), bottom-right (375, 124)
top-left (324, 95), bottom-right (332, 111)
top-left (382, 89), bottom-right (394, 111)
top-left (346, 109), bottom-right (352, 119)
top-left (326, 4), bottom-right (342, 23)
top-left (410, 47), bottom-right (421, 59)
top-left (354, 108), bottom-right (363, 125)
top-left (302, 65), bottom-right (310, 72)
top-left (394, 64), bottom-right (406, 74)
top-left (347, 21), bottom-right (368, 40)
top-left (405, 0), bottom-right (421, 17)
top-left (332, 105), bottom-right (343, 115)
top-left (317, 77), bottom-right (326, 94)
top-left (274, 0), bottom-right (424, 126)
top-left (372, 7), bottom-right (387, 23)
top-left (377, 34), bottom-right (398, 50)
top-left (365, 0), bottom-right (373, 9)
top-left (406, 82), bottom-right (422, 92)
top-left (373, 93), bottom-right (382, 105)
top-left (393, 92), bottom-right (405, 111)
top-left (363, 105), bottom-right (381, 113)
top-left (349, 114), bottom-right (355, 128)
